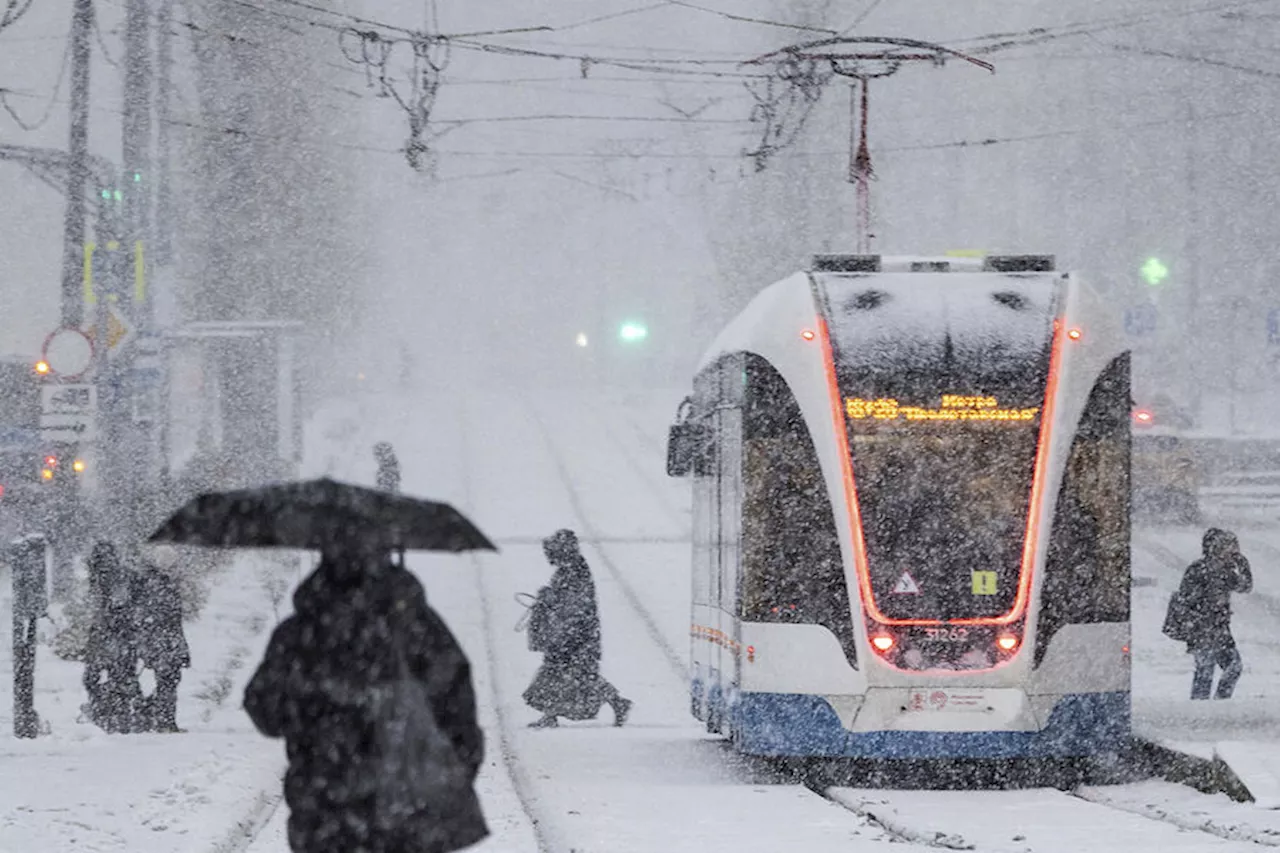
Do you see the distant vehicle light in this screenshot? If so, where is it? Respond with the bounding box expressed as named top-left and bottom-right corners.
top-left (801, 329), bottom-right (816, 341)
top-left (871, 635), bottom-right (894, 652)
top-left (41, 468), bottom-right (54, 481)
top-left (1133, 409), bottom-right (1154, 425)
top-left (73, 459), bottom-right (86, 473)
top-left (575, 332), bottom-right (589, 348)
top-left (35, 361), bottom-right (50, 375)
top-left (997, 636), bottom-right (1019, 651)
top-left (1067, 327), bottom-right (1082, 341)
top-left (619, 321), bottom-right (648, 343)
top-left (44, 456), bottom-right (57, 468)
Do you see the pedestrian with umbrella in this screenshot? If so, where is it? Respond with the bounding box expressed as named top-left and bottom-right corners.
top-left (150, 478), bottom-right (494, 853)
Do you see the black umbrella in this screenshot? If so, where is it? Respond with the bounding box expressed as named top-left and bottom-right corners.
top-left (148, 477), bottom-right (496, 553)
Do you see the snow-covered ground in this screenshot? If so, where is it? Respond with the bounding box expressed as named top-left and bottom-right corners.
top-left (0, 549), bottom-right (291, 851)
top-left (9, 384), bottom-right (1280, 852)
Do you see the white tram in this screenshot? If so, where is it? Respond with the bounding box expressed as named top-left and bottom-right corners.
top-left (667, 255), bottom-right (1131, 759)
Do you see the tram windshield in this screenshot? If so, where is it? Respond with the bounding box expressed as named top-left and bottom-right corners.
top-left (820, 273), bottom-right (1059, 621)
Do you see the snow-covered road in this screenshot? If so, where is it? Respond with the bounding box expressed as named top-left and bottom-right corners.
top-left (10, 385), bottom-right (1280, 852)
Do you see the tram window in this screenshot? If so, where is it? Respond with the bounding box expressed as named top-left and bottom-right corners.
top-left (1036, 354), bottom-right (1131, 664)
top-left (824, 278), bottom-right (1056, 622)
top-left (740, 356), bottom-right (857, 667)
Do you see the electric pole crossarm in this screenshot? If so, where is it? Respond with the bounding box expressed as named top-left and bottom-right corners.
top-left (747, 36), bottom-right (996, 73)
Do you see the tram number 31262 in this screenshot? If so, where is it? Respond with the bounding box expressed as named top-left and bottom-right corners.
top-left (923, 627), bottom-right (970, 642)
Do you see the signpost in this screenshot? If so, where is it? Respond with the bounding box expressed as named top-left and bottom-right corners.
top-left (41, 327), bottom-right (94, 379)
top-left (10, 534), bottom-right (47, 738)
top-left (104, 303), bottom-right (136, 358)
top-left (39, 384), bottom-right (97, 443)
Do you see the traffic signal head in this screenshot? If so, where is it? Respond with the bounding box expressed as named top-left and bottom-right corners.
top-left (1141, 257), bottom-right (1169, 287)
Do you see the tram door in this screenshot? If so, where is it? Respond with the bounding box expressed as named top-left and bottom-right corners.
top-left (713, 356), bottom-right (745, 711)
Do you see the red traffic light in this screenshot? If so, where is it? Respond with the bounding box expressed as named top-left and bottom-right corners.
top-left (44, 455), bottom-right (58, 468)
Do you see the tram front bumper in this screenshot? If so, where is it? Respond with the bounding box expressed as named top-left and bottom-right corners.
top-left (728, 690), bottom-right (1130, 759)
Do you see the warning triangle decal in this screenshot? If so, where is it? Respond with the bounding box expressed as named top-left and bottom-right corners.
top-left (891, 571), bottom-right (921, 595)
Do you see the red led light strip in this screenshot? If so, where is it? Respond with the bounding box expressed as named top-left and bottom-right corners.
top-left (819, 317), bottom-right (1066, 627)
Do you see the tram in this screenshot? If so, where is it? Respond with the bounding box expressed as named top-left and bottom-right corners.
top-left (667, 254), bottom-right (1131, 759)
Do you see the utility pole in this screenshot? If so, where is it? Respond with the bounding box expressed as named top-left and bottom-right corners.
top-left (155, 0), bottom-right (174, 267)
top-left (1185, 99), bottom-right (1202, 426)
top-left (110, 0), bottom-right (154, 539)
top-left (154, 0), bottom-right (175, 497)
top-left (58, 0), bottom-right (94, 329)
top-left (122, 0), bottom-right (151, 321)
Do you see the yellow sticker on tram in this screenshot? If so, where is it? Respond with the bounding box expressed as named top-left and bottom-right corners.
top-left (971, 571), bottom-right (998, 595)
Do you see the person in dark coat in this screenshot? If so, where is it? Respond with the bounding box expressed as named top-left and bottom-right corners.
top-left (524, 529), bottom-right (632, 728)
top-left (243, 545), bottom-right (487, 853)
top-left (1164, 528), bottom-right (1253, 699)
top-left (131, 546), bottom-right (191, 732)
top-left (83, 541), bottom-right (143, 733)
top-left (374, 442), bottom-right (401, 493)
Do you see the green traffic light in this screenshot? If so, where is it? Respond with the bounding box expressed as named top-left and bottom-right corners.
top-left (1141, 257), bottom-right (1169, 287)
top-left (619, 321), bottom-right (648, 343)
top-left (133, 172), bottom-right (142, 182)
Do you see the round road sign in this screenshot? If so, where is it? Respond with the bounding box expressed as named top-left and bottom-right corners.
top-left (42, 327), bottom-right (94, 379)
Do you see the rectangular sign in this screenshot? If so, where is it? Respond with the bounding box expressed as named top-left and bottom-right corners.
top-left (906, 688), bottom-right (993, 713)
top-left (39, 384), bottom-right (96, 442)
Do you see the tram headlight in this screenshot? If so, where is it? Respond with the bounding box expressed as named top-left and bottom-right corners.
top-left (871, 635), bottom-right (895, 652)
top-left (996, 635), bottom-right (1019, 652)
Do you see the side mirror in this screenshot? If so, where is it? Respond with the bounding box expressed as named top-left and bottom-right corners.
top-left (667, 422), bottom-right (714, 477)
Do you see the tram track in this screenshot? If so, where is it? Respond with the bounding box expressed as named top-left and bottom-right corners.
top-left (583, 406), bottom-right (687, 531)
top-left (458, 399), bottom-right (557, 853)
top-left (523, 396), bottom-right (918, 843)
top-left (1071, 784), bottom-right (1280, 848)
top-left (519, 395), bottom-right (1277, 851)
top-left (524, 398), bottom-right (686, 682)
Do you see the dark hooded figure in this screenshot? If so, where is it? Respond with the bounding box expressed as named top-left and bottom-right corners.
top-left (83, 541), bottom-right (143, 733)
top-left (243, 546), bottom-right (487, 853)
top-left (524, 529), bottom-right (632, 728)
top-left (1164, 528), bottom-right (1253, 699)
top-left (131, 546), bottom-right (191, 732)
top-left (374, 442), bottom-right (401, 494)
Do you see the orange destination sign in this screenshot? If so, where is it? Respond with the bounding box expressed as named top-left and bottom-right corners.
top-left (845, 395), bottom-right (1039, 423)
